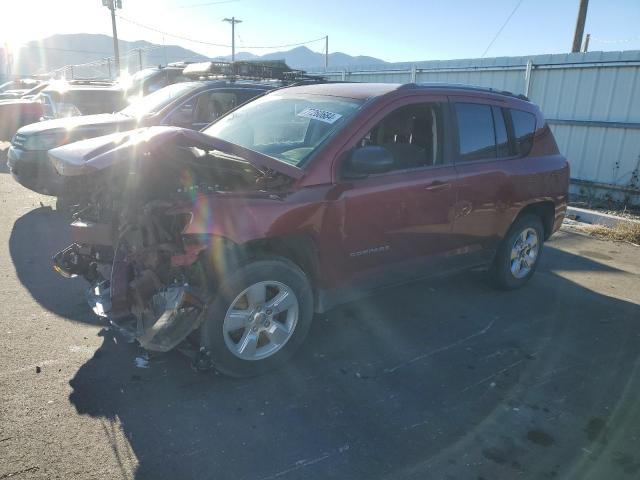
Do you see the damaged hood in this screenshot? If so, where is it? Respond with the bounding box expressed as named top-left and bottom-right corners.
top-left (17, 112), bottom-right (137, 136)
top-left (48, 126), bottom-right (304, 179)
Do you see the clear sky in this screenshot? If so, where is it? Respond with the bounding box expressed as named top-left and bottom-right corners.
top-left (1, 0), bottom-right (639, 62)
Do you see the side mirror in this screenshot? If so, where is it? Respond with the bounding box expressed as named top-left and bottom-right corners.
top-left (346, 146), bottom-right (394, 177)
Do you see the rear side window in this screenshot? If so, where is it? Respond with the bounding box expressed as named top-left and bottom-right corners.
top-left (510, 109), bottom-right (536, 156)
top-left (194, 91), bottom-right (240, 124)
top-left (455, 103), bottom-right (496, 161)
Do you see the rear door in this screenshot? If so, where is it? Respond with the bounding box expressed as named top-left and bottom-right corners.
top-left (448, 97), bottom-right (518, 264)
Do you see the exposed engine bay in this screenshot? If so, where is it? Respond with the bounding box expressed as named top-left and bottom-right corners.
top-left (51, 129), bottom-right (293, 353)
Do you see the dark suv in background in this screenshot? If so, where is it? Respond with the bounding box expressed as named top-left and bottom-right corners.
top-left (8, 80), bottom-right (274, 198)
top-left (7, 60), bottom-right (321, 201)
top-left (50, 82), bottom-right (569, 377)
top-left (38, 81), bottom-right (128, 119)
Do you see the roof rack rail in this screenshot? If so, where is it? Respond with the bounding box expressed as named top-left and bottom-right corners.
top-left (182, 60), bottom-right (326, 84)
top-left (166, 61), bottom-right (196, 68)
top-left (65, 79), bottom-right (116, 86)
top-left (400, 82), bottom-right (529, 101)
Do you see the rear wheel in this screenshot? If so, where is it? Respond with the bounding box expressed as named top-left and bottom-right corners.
top-left (201, 258), bottom-right (313, 377)
top-left (491, 214), bottom-right (544, 290)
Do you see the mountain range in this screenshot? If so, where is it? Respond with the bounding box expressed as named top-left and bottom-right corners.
top-left (9, 34), bottom-right (387, 77)
top-left (212, 48), bottom-right (386, 70)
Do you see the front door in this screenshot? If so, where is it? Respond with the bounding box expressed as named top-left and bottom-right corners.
top-left (325, 97), bottom-right (458, 291)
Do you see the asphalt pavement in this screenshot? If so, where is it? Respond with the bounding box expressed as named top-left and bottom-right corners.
top-left (1, 158), bottom-right (640, 480)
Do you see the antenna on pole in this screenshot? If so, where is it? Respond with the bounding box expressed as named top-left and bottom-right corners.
top-left (223, 17), bottom-right (243, 62)
top-left (582, 33), bottom-right (591, 52)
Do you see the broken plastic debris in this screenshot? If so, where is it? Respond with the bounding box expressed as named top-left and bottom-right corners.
top-left (134, 354), bottom-right (150, 369)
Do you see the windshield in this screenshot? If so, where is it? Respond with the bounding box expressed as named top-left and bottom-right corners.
top-left (120, 82), bottom-right (200, 117)
top-left (203, 93), bottom-right (363, 166)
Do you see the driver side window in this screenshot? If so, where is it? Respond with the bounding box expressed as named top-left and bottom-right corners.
top-left (351, 102), bottom-right (443, 173)
top-left (166, 91), bottom-right (241, 128)
top-left (193, 91), bottom-right (239, 125)
top-left (166, 97), bottom-right (197, 127)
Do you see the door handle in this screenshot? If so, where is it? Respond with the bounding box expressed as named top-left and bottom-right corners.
top-left (424, 181), bottom-right (451, 192)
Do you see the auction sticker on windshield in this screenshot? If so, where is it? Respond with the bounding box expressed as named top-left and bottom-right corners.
top-left (297, 108), bottom-right (343, 124)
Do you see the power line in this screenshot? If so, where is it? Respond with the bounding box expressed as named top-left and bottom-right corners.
top-left (591, 34), bottom-right (640, 44)
top-left (116, 14), bottom-right (326, 50)
top-left (117, 14), bottom-right (231, 47)
top-left (481, 0), bottom-right (525, 58)
top-left (15, 42), bottom-right (164, 57)
top-left (47, 45), bottom-right (164, 76)
top-left (29, 46), bottom-right (114, 55)
top-left (241, 36), bottom-right (327, 49)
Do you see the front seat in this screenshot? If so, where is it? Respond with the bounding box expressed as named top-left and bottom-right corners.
top-left (379, 113), bottom-right (426, 169)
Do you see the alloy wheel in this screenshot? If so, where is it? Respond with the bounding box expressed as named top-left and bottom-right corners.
top-left (222, 281), bottom-right (299, 361)
top-left (510, 227), bottom-right (539, 279)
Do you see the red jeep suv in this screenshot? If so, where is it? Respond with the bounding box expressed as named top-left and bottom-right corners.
top-left (50, 82), bottom-right (569, 377)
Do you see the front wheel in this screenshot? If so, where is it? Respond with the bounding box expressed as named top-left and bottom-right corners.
top-left (201, 258), bottom-right (314, 377)
top-left (491, 214), bottom-right (544, 290)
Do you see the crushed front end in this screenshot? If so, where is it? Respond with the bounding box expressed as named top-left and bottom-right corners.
top-left (50, 127), bottom-right (294, 353)
top-left (53, 200), bottom-right (209, 352)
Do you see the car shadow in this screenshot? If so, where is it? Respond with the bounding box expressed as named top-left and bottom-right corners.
top-left (9, 206), bottom-right (101, 325)
top-left (67, 245), bottom-right (640, 480)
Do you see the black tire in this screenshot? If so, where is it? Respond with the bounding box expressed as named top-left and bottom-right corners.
top-left (491, 214), bottom-right (544, 290)
top-left (201, 257), bottom-right (314, 378)
top-left (55, 196), bottom-right (70, 212)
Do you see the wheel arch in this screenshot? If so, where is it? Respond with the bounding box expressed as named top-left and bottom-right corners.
top-left (195, 233), bottom-right (321, 289)
top-left (514, 200), bottom-right (556, 240)
top-left (242, 234), bottom-right (321, 287)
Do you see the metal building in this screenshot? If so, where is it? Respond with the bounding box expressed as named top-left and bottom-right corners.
top-left (313, 51), bottom-right (640, 205)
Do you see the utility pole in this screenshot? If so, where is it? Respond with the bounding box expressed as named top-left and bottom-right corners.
top-left (571, 0), bottom-right (589, 53)
top-left (102, 0), bottom-right (122, 74)
top-left (582, 33), bottom-right (591, 52)
top-left (163, 36), bottom-right (168, 67)
top-left (325, 36), bottom-right (329, 70)
top-left (138, 48), bottom-right (143, 71)
top-left (223, 17), bottom-right (242, 62)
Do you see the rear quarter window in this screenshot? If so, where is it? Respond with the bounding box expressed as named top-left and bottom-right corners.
top-left (510, 109), bottom-right (536, 156)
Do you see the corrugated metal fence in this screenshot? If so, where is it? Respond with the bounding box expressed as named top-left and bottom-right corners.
top-left (311, 51), bottom-right (640, 204)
